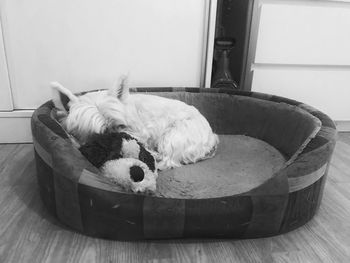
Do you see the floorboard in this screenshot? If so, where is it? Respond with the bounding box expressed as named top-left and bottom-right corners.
top-left (0, 134), bottom-right (350, 263)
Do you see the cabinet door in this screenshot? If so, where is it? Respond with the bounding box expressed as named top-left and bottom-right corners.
top-left (1, 0), bottom-right (208, 109)
top-left (0, 21), bottom-right (12, 111)
top-left (255, 3), bottom-right (350, 65)
top-left (252, 67), bottom-right (350, 121)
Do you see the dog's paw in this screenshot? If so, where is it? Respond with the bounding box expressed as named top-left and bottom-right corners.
top-left (157, 159), bottom-right (182, 171)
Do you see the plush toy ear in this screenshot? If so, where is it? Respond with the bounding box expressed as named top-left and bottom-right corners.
top-left (79, 143), bottom-right (109, 168)
top-left (138, 144), bottom-right (156, 172)
top-left (80, 133), bottom-right (124, 168)
top-left (51, 81), bottom-right (79, 113)
top-left (109, 74), bottom-right (129, 101)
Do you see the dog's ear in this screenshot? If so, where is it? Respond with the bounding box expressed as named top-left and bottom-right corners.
top-left (51, 82), bottom-right (78, 113)
top-left (109, 75), bottom-right (129, 101)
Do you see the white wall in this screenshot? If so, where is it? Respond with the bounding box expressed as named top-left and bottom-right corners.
top-left (251, 0), bottom-right (350, 122)
top-left (0, 0), bottom-right (209, 109)
top-left (0, 0), bottom-right (214, 143)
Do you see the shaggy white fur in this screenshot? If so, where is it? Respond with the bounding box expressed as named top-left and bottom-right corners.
top-left (51, 78), bottom-right (219, 170)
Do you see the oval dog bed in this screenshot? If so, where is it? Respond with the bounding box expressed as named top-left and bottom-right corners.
top-left (31, 88), bottom-right (337, 240)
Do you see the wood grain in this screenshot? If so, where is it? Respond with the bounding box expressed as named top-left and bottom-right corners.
top-left (0, 133), bottom-right (350, 262)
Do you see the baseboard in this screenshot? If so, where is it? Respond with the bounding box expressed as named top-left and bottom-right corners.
top-left (0, 110), bottom-right (33, 143)
top-left (335, 121), bottom-right (350, 132)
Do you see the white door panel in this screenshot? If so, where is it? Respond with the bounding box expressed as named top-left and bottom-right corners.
top-left (255, 3), bottom-right (350, 65)
top-left (0, 0), bottom-right (207, 109)
top-left (252, 67), bottom-right (350, 121)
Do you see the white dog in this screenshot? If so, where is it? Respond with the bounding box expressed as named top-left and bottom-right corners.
top-left (51, 78), bottom-right (219, 170)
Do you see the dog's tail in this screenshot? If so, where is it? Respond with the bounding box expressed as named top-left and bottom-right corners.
top-left (202, 133), bottom-right (220, 160)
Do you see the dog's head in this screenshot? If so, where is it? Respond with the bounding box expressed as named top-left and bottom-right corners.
top-left (51, 77), bottom-right (130, 144)
top-left (79, 132), bottom-right (157, 194)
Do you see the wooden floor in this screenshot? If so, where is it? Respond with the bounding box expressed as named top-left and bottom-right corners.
top-left (1, 134), bottom-right (350, 263)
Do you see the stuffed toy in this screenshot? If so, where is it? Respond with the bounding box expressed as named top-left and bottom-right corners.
top-left (79, 132), bottom-right (158, 194)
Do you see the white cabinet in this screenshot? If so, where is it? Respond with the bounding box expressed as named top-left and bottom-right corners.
top-left (252, 67), bottom-right (350, 120)
top-left (251, 1), bottom-right (350, 122)
top-left (255, 2), bottom-right (350, 65)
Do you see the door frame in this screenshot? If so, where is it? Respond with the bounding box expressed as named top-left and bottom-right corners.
top-left (203, 0), bottom-right (261, 91)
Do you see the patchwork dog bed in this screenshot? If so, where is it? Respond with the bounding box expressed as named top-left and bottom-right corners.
top-left (31, 88), bottom-right (337, 240)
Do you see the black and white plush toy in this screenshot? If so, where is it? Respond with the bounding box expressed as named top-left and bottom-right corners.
top-left (79, 132), bottom-right (158, 194)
